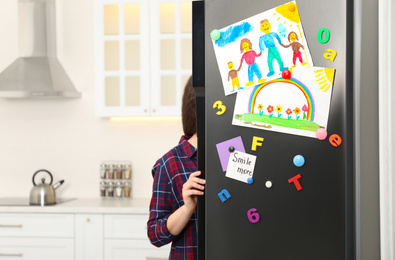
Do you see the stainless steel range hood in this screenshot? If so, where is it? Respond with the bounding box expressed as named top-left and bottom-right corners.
top-left (0, 0), bottom-right (81, 98)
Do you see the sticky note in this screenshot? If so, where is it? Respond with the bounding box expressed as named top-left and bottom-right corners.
top-left (216, 136), bottom-right (245, 171)
top-left (226, 151), bottom-right (256, 183)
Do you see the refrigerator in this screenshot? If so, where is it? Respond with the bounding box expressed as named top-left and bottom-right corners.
top-left (192, 0), bottom-right (380, 259)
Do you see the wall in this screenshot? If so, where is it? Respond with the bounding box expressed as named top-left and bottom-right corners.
top-left (357, 0), bottom-right (380, 259)
top-left (0, 0), bottom-right (183, 199)
top-left (379, 0), bottom-right (395, 258)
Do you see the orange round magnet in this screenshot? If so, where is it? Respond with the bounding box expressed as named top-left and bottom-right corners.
top-left (329, 134), bottom-right (342, 147)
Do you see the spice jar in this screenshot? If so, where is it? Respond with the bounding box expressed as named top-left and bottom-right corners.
top-left (124, 164), bottom-right (132, 179)
top-left (100, 164), bottom-right (106, 179)
top-left (116, 164), bottom-right (123, 179)
top-left (100, 181), bottom-right (106, 197)
top-left (115, 182), bottom-right (123, 198)
top-left (123, 182), bottom-right (131, 198)
top-left (108, 165), bottom-right (114, 179)
top-left (107, 182), bottom-right (114, 197)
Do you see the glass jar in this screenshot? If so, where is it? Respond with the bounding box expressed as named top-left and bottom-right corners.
top-left (115, 182), bottom-right (123, 198)
top-left (116, 164), bottom-right (123, 179)
top-left (124, 164), bottom-right (132, 179)
top-left (108, 165), bottom-right (115, 179)
top-left (100, 164), bottom-right (107, 179)
top-left (100, 181), bottom-right (106, 197)
top-left (123, 182), bottom-right (131, 198)
top-left (107, 182), bottom-right (114, 197)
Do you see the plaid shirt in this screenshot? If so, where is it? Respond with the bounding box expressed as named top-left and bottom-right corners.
top-left (148, 136), bottom-right (198, 260)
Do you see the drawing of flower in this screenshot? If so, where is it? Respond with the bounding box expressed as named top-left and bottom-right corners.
top-left (286, 108), bottom-right (292, 120)
top-left (267, 105), bottom-right (274, 118)
top-left (257, 104), bottom-right (263, 116)
top-left (294, 107), bottom-right (301, 120)
top-left (275, 105), bottom-right (282, 118)
top-left (302, 104), bottom-right (308, 120)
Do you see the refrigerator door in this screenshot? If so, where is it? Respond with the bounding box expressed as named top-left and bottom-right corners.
top-left (202, 0), bottom-right (354, 259)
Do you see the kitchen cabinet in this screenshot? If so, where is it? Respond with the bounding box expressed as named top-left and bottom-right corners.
top-left (0, 213), bottom-right (74, 260)
top-left (75, 214), bottom-right (104, 260)
top-left (95, 0), bottom-right (192, 117)
top-left (0, 199), bottom-right (170, 260)
top-left (104, 215), bottom-right (170, 260)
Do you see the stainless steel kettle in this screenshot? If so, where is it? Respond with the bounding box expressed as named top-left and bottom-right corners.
top-left (29, 169), bottom-right (64, 206)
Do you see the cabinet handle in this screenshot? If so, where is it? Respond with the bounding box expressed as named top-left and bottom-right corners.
top-left (0, 224), bottom-right (23, 228)
top-left (0, 253), bottom-right (23, 257)
top-left (145, 258), bottom-right (167, 260)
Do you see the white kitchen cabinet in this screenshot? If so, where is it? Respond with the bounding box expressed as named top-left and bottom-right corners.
top-left (95, 0), bottom-right (192, 117)
top-left (104, 214), bottom-right (170, 260)
top-left (75, 214), bottom-right (104, 260)
top-left (0, 213), bottom-right (74, 260)
top-left (0, 199), bottom-right (167, 260)
top-left (104, 239), bottom-right (169, 260)
top-left (0, 238), bottom-right (74, 260)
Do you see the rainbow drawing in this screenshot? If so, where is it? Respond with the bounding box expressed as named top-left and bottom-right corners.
top-left (248, 77), bottom-right (315, 121)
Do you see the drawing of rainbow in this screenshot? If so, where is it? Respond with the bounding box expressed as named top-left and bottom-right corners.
top-left (248, 77), bottom-right (315, 121)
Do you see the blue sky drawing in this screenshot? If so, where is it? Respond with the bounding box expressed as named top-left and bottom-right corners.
top-left (215, 22), bottom-right (254, 47)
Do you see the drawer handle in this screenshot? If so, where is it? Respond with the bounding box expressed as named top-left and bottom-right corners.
top-left (145, 258), bottom-right (167, 260)
top-left (0, 224), bottom-right (23, 228)
top-left (0, 253), bottom-right (23, 257)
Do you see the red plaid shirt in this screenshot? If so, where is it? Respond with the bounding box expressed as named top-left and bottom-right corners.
top-left (147, 136), bottom-right (198, 260)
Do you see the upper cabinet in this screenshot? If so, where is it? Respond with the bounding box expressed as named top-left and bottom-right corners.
top-left (95, 0), bottom-right (192, 117)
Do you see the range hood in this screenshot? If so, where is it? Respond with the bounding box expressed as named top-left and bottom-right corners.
top-left (0, 0), bottom-right (81, 98)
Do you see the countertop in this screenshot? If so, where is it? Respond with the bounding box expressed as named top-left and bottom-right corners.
top-left (0, 198), bottom-right (151, 214)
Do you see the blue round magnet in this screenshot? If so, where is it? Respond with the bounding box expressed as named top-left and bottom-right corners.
top-left (210, 29), bottom-right (221, 41)
top-left (293, 155), bottom-right (305, 167)
top-left (247, 177), bottom-right (254, 184)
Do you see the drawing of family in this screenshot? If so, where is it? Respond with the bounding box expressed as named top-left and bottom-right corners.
top-left (227, 19), bottom-right (307, 91)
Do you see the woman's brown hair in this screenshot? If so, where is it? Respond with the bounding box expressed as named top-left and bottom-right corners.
top-left (240, 38), bottom-right (252, 53)
top-left (181, 76), bottom-right (196, 136)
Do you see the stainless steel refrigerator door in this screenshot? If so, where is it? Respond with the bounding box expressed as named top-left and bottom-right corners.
top-left (203, 0), bottom-right (356, 259)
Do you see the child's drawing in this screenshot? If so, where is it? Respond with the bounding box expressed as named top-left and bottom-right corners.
top-left (282, 31), bottom-right (307, 68)
top-left (238, 38), bottom-right (266, 87)
top-left (258, 19), bottom-right (288, 77)
top-left (232, 67), bottom-right (336, 138)
top-left (227, 61), bottom-right (243, 92)
top-left (212, 1), bottom-right (313, 96)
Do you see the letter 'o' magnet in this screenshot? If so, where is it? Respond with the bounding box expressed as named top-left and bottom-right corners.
top-left (293, 155), bottom-right (305, 167)
top-left (316, 128), bottom-right (328, 140)
top-left (247, 177), bottom-right (254, 184)
top-left (265, 181), bottom-right (272, 188)
top-left (228, 146), bottom-right (235, 153)
top-left (210, 29), bottom-right (221, 41)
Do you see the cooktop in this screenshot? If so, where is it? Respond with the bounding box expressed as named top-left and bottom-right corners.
top-left (0, 197), bottom-right (76, 206)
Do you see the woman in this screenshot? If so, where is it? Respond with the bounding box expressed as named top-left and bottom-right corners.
top-left (147, 76), bottom-right (205, 260)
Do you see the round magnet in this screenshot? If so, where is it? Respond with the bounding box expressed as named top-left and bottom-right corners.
top-left (228, 146), bottom-right (235, 152)
top-left (282, 69), bottom-right (291, 79)
top-left (210, 29), bottom-right (221, 41)
top-left (316, 128), bottom-right (328, 140)
top-left (293, 155), bottom-right (305, 167)
top-left (247, 177), bottom-right (254, 184)
top-left (265, 181), bottom-right (272, 188)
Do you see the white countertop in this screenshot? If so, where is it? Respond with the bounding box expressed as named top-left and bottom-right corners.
top-left (0, 198), bottom-right (151, 214)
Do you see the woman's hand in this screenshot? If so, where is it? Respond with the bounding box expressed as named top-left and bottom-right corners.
top-left (182, 171), bottom-right (205, 213)
top-left (167, 171), bottom-right (205, 236)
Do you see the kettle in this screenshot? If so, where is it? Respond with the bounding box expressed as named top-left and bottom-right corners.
top-left (29, 169), bottom-right (64, 206)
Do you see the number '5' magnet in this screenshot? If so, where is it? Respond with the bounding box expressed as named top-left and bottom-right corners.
top-left (213, 101), bottom-right (226, 115)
